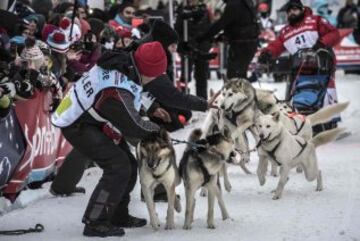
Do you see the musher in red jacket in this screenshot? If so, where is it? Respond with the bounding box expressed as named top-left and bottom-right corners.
top-left (258, 0), bottom-right (341, 130)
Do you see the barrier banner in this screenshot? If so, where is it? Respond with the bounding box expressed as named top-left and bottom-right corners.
top-left (0, 109), bottom-right (26, 190)
top-left (3, 90), bottom-right (72, 199)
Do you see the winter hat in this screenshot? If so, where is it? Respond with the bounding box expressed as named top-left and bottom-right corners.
top-left (59, 17), bottom-right (82, 43)
top-left (47, 30), bottom-right (70, 53)
top-left (284, 0), bottom-right (304, 11)
top-left (42, 24), bottom-right (58, 42)
top-left (134, 41), bottom-right (167, 77)
top-left (87, 18), bottom-right (105, 37)
top-left (21, 37), bottom-right (44, 69)
top-left (258, 3), bottom-right (269, 13)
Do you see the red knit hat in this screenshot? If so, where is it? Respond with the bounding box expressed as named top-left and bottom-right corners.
top-left (134, 41), bottom-right (167, 77)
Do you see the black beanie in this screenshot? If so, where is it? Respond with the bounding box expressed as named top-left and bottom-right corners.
top-left (281, 0), bottom-right (304, 11)
top-left (151, 20), bottom-right (179, 48)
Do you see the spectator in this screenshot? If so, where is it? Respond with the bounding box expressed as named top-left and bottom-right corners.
top-left (196, 0), bottom-right (260, 79)
top-left (337, 0), bottom-right (359, 28)
top-left (108, 2), bottom-right (135, 32)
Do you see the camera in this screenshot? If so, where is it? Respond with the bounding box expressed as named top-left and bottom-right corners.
top-left (178, 4), bottom-right (207, 21)
top-left (70, 31), bottom-right (96, 54)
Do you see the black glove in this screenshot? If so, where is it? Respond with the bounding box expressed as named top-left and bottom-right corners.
top-left (312, 40), bottom-right (325, 51)
top-left (258, 51), bottom-right (273, 64)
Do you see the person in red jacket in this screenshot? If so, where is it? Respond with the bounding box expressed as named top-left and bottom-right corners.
top-left (259, 0), bottom-right (340, 61)
top-left (259, 0), bottom-right (341, 131)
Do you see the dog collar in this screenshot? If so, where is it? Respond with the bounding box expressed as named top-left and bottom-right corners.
top-left (152, 161), bottom-right (172, 180)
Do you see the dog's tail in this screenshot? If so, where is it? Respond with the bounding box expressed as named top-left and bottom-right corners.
top-left (307, 102), bottom-right (350, 126)
top-left (310, 127), bottom-right (346, 148)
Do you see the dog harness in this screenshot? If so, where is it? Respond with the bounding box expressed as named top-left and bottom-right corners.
top-left (194, 155), bottom-right (212, 186)
top-left (287, 112), bottom-right (306, 135)
top-left (260, 133), bottom-right (308, 166)
top-left (152, 162), bottom-right (172, 180)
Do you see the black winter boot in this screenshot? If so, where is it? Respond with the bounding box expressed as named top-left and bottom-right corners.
top-left (83, 222), bottom-right (125, 237)
top-left (50, 186), bottom-right (86, 197)
top-left (113, 214), bottom-right (147, 228)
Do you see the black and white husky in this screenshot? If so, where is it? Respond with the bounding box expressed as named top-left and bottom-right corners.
top-left (179, 127), bottom-right (235, 229)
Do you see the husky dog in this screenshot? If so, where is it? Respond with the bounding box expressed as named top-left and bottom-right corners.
top-left (255, 112), bottom-right (345, 200)
top-left (264, 100), bottom-right (349, 175)
top-left (180, 127), bottom-right (235, 229)
top-left (137, 130), bottom-right (181, 230)
top-left (218, 79), bottom-right (261, 174)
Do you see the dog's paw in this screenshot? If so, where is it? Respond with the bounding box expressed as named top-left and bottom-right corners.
top-left (207, 223), bottom-right (216, 229)
top-left (165, 222), bottom-right (175, 230)
top-left (272, 191), bottom-right (282, 200)
top-left (183, 223), bottom-right (192, 230)
top-left (258, 175), bottom-right (266, 186)
top-left (151, 223), bottom-right (160, 231)
top-left (316, 186), bottom-right (323, 192)
top-left (224, 182), bottom-right (232, 192)
top-left (296, 166), bottom-right (303, 173)
top-left (222, 214), bottom-right (230, 220)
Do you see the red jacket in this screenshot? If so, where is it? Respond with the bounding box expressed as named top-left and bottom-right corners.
top-left (264, 8), bottom-right (340, 58)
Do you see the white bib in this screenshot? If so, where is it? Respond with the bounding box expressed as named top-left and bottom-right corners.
top-left (52, 65), bottom-right (142, 128)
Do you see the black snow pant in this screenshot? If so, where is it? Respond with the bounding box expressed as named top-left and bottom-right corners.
top-left (51, 149), bottom-right (91, 195)
top-left (61, 122), bottom-right (138, 225)
top-left (180, 42), bottom-right (211, 99)
top-left (226, 40), bottom-right (258, 79)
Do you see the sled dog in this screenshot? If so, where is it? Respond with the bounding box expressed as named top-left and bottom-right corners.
top-left (255, 112), bottom-right (345, 200)
top-left (180, 127), bottom-right (235, 229)
top-left (137, 130), bottom-right (181, 230)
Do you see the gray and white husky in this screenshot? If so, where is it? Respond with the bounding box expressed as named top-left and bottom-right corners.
top-left (179, 127), bottom-right (235, 229)
top-left (255, 112), bottom-right (345, 200)
top-left (137, 130), bottom-right (181, 230)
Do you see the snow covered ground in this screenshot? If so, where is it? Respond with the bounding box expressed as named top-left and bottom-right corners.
top-left (1, 72), bottom-right (360, 241)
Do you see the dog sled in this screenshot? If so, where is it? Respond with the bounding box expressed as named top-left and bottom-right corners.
top-left (288, 48), bottom-right (340, 134)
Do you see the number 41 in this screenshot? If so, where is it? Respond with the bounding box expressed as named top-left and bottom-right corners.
top-left (295, 35), bottom-right (306, 45)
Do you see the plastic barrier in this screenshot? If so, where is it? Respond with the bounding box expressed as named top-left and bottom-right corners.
top-left (0, 90), bottom-right (72, 201)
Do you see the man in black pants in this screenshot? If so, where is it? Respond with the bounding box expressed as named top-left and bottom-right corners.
top-left (51, 42), bottom-right (167, 237)
top-left (196, 0), bottom-right (259, 79)
top-left (175, 0), bottom-right (212, 99)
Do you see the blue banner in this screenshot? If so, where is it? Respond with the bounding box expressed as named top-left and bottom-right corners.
top-left (0, 109), bottom-right (25, 190)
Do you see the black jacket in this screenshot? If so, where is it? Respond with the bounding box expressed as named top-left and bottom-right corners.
top-left (199, 0), bottom-right (259, 42)
top-left (72, 50), bottom-right (159, 140)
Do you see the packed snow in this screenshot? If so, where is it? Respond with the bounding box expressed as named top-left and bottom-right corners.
top-left (0, 72), bottom-right (360, 241)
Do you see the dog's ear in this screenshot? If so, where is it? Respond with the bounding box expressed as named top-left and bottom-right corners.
top-left (274, 95), bottom-right (280, 103)
top-left (159, 128), bottom-right (170, 143)
top-left (272, 111), bottom-right (280, 122)
top-left (136, 142), bottom-right (142, 160)
top-left (211, 123), bottom-right (220, 134)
